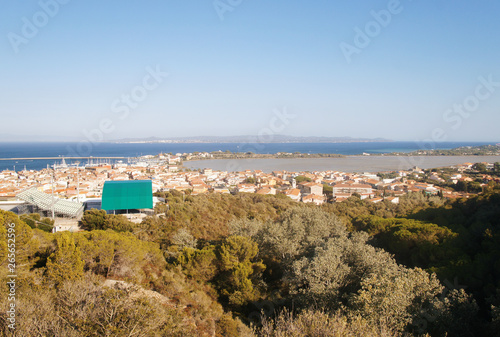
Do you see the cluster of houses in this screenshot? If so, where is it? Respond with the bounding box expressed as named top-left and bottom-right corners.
top-left (1, 156), bottom-right (496, 207)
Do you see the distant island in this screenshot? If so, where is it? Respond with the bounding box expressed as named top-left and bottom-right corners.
top-left (394, 144), bottom-right (500, 157)
top-left (112, 135), bottom-right (393, 144)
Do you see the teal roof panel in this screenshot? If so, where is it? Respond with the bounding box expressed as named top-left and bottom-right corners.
top-left (101, 180), bottom-right (153, 211)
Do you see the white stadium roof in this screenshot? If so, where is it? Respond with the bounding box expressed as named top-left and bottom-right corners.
top-left (17, 188), bottom-right (84, 218)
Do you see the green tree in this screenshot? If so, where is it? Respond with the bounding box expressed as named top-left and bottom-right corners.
top-left (177, 245), bottom-right (217, 282)
top-left (81, 209), bottom-right (133, 232)
top-left (425, 289), bottom-right (479, 337)
top-left (81, 209), bottom-right (107, 230)
top-left (245, 177), bottom-right (256, 184)
top-left (473, 162), bottom-right (487, 172)
top-left (351, 216), bottom-right (457, 268)
top-left (294, 175), bottom-right (312, 183)
top-left (323, 184), bottom-right (333, 200)
top-left (105, 214), bottom-right (134, 232)
top-left (258, 308), bottom-right (400, 337)
top-left (286, 232), bottom-right (396, 310)
top-left (171, 228), bottom-right (197, 249)
top-left (20, 214), bottom-right (54, 232)
top-left (352, 267), bottom-right (443, 332)
top-left (494, 162), bottom-right (500, 173)
top-left (217, 236), bottom-right (265, 306)
top-left (46, 233), bottom-right (84, 286)
top-left (146, 192), bottom-right (301, 243)
top-left (455, 180), bottom-right (468, 192)
top-left (257, 207), bottom-right (345, 263)
top-left (0, 210), bottom-right (39, 272)
top-left (75, 230), bottom-right (166, 283)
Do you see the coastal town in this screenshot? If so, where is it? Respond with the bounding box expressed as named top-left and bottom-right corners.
top-left (1, 152), bottom-right (498, 210)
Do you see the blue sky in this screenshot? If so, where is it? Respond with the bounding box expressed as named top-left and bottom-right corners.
top-left (1, 0), bottom-right (499, 142)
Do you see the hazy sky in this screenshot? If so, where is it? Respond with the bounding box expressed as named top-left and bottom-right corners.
top-left (1, 0), bottom-right (500, 142)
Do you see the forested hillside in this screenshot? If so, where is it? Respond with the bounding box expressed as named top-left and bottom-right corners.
top-left (1, 189), bottom-right (499, 336)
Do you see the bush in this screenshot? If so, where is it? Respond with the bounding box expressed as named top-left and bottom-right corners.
top-left (81, 209), bottom-right (134, 232)
top-left (258, 309), bottom-right (400, 337)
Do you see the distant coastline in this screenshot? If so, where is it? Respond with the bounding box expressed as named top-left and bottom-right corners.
top-left (0, 141), bottom-right (498, 172)
top-left (181, 144), bottom-right (500, 161)
top-left (111, 135), bottom-right (393, 144)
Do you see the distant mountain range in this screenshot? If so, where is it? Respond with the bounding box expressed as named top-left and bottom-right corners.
top-left (112, 135), bottom-right (393, 144)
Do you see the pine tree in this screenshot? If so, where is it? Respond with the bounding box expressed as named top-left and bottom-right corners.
top-left (46, 233), bottom-right (84, 286)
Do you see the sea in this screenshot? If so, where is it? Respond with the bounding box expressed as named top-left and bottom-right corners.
top-left (0, 141), bottom-right (497, 172)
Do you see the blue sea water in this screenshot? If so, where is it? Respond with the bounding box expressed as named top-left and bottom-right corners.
top-left (0, 141), bottom-right (495, 172)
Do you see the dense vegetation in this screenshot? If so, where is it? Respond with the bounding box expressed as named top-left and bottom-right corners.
top-left (396, 144), bottom-right (500, 156)
top-left (1, 189), bottom-right (500, 336)
top-left (148, 191), bottom-right (303, 244)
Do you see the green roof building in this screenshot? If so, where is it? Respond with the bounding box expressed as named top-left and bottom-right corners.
top-left (101, 180), bottom-right (153, 211)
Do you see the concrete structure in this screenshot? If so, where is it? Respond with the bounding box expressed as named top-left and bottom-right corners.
top-left (332, 183), bottom-right (372, 195)
top-left (298, 182), bottom-right (323, 196)
top-left (283, 188), bottom-right (301, 202)
top-left (302, 194), bottom-right (325, 205)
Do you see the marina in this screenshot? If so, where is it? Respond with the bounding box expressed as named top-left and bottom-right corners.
top-left (0, 157), bottom-right (125, 161)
